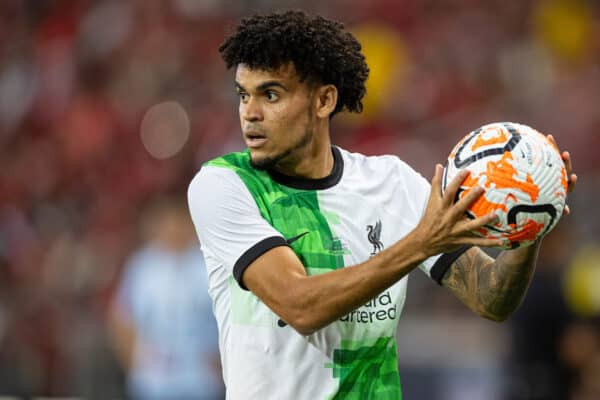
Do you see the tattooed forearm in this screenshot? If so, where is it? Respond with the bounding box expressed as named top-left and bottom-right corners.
top-left (442, 244), bottom-right (540, 321)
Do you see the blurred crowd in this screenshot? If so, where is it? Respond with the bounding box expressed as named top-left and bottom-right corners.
top-left (0, 0), bottom-right (599, 399)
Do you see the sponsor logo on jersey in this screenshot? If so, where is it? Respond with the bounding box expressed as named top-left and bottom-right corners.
top-left (340, 290), bottom-right (397, 324)
top-left (278, 290), bottom-right (398, 328)
top-left (367, 220), bottom-right (384, 255)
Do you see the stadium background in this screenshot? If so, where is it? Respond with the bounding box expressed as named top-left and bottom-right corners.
top-left (0, 0), bottom-right (599, 398)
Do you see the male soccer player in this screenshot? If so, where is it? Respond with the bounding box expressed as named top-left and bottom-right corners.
top-left (188, 10), bottom-right (576, 399)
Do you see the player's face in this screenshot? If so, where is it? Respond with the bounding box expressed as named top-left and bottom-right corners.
top-left (235, 63), bottom-right (316, 171)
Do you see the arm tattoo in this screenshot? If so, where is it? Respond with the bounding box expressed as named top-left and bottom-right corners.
top-left (441, 246), bottom-right (538, 321)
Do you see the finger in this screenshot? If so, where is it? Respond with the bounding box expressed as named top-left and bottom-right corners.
top-left (459, 212), bottom-right (499, 232)
top-left (451, 186), bottom-right (484, 218)
top-left (562, 151), bottom-right (573, 175)
top-left (557, 148), bottom-right (576, 193)
top-left (567, 173), bottom-right (577, 193)
top-left (564, 204), bottom-right (571, 216)
top-left (461, 236), bottom-right (506, 248)
top-left (443, 169), bottom-right (470, 206)
top-left (430, 164), bottom-right (444, 199)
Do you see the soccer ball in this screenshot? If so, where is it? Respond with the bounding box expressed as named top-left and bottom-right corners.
top-left (442, 122), bottom-right (568, 249)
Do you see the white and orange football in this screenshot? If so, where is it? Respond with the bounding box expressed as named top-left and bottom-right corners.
top-left (443, 122), bottom-right (568, 249)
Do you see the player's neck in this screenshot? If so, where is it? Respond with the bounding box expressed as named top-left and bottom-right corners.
top-left (273, 132), bottom-right (334, 180)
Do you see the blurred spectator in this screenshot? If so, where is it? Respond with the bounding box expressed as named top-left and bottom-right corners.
top-left (108, 196), bottom-right (223, 400)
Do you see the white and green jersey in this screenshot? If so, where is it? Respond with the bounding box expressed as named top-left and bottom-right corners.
top-left (188, 146), bottom-right (465, 400)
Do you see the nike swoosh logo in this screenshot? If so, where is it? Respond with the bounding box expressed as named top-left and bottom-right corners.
top-left (286, 231), bottom-right (309, 244)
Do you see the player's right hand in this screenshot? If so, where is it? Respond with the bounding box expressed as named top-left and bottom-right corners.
top-left (413, 164), bottom-right (505, 257)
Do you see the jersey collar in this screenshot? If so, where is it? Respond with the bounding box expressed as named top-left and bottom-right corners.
top-left (267, 146), bottom-right (344, 190)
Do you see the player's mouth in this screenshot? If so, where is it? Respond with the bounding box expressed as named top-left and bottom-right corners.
top-left (244, 131), bottom-right (268, 148)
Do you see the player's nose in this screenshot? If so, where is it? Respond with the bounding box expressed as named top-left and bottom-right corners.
top-left (241, 97), bottom-right (263, 122)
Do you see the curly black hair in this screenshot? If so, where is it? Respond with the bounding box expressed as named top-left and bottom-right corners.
top-left (219, 10), bottom-right (369, 117)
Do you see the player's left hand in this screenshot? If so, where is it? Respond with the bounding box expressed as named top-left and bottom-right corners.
top-left (548, 134), bottom-right (577, 215)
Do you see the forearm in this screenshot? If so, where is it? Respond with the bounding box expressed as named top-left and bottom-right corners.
top-left (249, 233), bottom-right (428, 335)
top-left (442, 241), bottom-right (541, 322)
top-left (295, 237), bottom-right (427, 331)
top-left (481, 241), bottom-right (541, 320)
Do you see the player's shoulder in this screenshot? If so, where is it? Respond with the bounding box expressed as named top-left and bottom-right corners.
top-left (195, 150), bottom-right (255, 181)
top-left (337, 147), bottom-right (417, 179)
top-left (203, 149), bottom-right (252, 171)
top-left (187, 150), bottom-right (275, 222)
top-left (188, 150), bottom-right (254, 194)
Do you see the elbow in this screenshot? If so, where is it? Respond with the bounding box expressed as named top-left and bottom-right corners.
top-left (477, 304), bottom-right (513, 323)
top-left (279, 296), bottom-right (327, 335)
top-left (282, 311), bottom-right (322, 336)
top-left (475, 294), bottom-right (524, 323)
top-left (481, 311), bottom-right (509, 323)
top-left (276, 284), bottom-right (326, 336)
top-left (291, 323), bottom-right (318, 336)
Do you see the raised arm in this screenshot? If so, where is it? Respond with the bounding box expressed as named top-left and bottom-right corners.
top-left (440, 244), bottom-right (540, 321)
top-left (441, 140), bottom-right (577, 321)
top-left (243, 231), bottom-right (431, 335)
top-left (242, 165), bottom-right (502, 335)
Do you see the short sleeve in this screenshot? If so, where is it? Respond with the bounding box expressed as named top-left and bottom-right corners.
top-left (187, 166), bottom-right (289, 290)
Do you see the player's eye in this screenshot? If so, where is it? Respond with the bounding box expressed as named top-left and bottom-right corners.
top-left (237, 92), bottom-right (249, 103)
top-left (265, 91), bottom-right (279, 102)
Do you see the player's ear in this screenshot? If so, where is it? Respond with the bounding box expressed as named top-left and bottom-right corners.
top-left (314, 84), bottom-right (338, 119)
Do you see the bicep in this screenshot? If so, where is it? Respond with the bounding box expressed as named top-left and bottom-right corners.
top-left (242, 245), bottom-right (308, 321)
